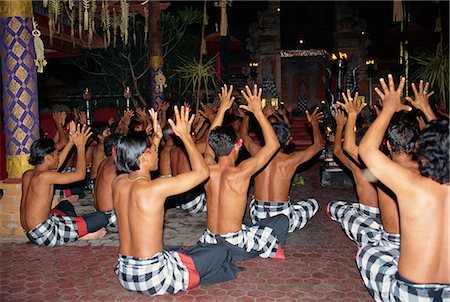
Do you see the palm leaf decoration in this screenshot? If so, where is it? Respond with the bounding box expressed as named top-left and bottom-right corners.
top-left (172, 55), bottom-right (218, 111)
top-left (411, 44), bottom-right (449, 104)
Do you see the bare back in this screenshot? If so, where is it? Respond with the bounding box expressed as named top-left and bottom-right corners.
top-left (170, 146), bottom-right (191, 176)
top-left (397, 177), bottom-right (449, 284)
top-left (94, 156), bottom-right (117, 211)
top-left (205, 164), bottom-right (251, 234)
top-left (90, 143), bottom-right (105, 179)
top-left (159, 143), bottom-right (174, 176)
top-left (254, 153), bottom-right (298, 202)
top-left (113, 175), bottom-right (165, 258)
top-left (20, 170), bottom-right (56, 231)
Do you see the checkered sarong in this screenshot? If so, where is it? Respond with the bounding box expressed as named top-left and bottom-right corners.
top-left (26, 210), bottom-right (87, 247)
top-left (176, 193), bottom-right (207, 213)
top-left (357, 244), bottom-right (450, 302)
top-left (115, 250), bottom-right (195, 296)
top-left (249, 196), bottom-right (318, 233)
top-left (54, 167), bottom-right (75, 199)
top-left (104, 209), bottom-right (118, 227)
top-left (326, 200), bottom-right (399, 247)
top-left (198, 225), bottom-right (281, 259)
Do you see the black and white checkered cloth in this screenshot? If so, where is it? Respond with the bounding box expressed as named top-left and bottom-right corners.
top-left (249, 196), bottom-right (318, 233)
top-left (115, 251), bottom-right (190, 296)
top-left (104, 209), bottom-right (118, 227)
top-left (326, 200), bottom-right (400, 247)
top-left (198, 226), bottom-right (281, 259)
top-left (263, 77), bottom-right (278, 99)
top-left (357, 244), bottom-right (450, 301)
top-left (54, 167), bottom-right (75, 199)
top-left (26, 212), bottom-right (82, 247)
top-left (176, 193), bottom-right (207, 213)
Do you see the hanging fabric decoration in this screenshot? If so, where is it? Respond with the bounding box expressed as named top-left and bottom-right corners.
top-left (88, 0), bottom-right (96, 48)
top-left (144, 5), bottom-right (149, 44)
top-left (113, 8), bottom-right (118, 47)
top-left (68, 0), bottom-right (74, 10)
top-left (48, 0), bottom-right (54, 45)
top-left (52, 0), bottom-right (61, 33)
top-left (78, 0), bottom-right (83, 39)
top-left (70, 3), bottom-right (75, 47)
top-left (393, 0), bottom-right (404, 22)
top-left (32, 18), bottom-right (47, 73)
top-left (83, 0), bottom-right (90, 31)
top-left (43, 0), bottom-right (49, 8)
top-left (120, 0), bottom-right (129, 45)
top-left (101, 0), bottom-right (107, 48)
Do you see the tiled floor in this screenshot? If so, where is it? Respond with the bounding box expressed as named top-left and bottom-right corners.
top-left (0, 163), bottom-right (372, 301)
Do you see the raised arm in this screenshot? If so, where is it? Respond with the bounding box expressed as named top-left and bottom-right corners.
top-left (154, 106), bottom-right (209, 197)
top-left (332, 109), bottom-right (359, 172)
top-left (336, 89), bottom-right (366, 163)
top-left (359, 75), bottom-right (416, 193)
top-left (238, 85), bottom-right (280, 177)
top-left (57, 121), bottom-right (75, 169)
top-left (204, 85), bottom-right (235, 164)
top-left (44, 123), bottom-right (92, 185)
top-left (238, 114), bottom-right (261, 156)
top-left (148, 108), bottom-right (162, 149)
top-left (53, 111), bottom-right (68, 151)
top-left (289, 108), bottom-right (324, 165)
top-left (405, 80), bottom-right (437, 123)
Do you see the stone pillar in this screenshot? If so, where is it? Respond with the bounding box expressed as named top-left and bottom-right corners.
top-left (0, 0), bottom-right (39, 179)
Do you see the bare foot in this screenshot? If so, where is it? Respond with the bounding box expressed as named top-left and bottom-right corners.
top-left (58, 195), bottom-right (79, 203)
top-left (80, 228), bottom-right (107, 240)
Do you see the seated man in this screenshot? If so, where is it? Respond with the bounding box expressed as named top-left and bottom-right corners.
top-left (241, 107), bottom-right (323, 233)
top-left (198, 84), bottom-right (289, 261)
top-left (89, 122), bottom-right (111, 189)
top-left (357, 75), bottom-right (449, 301)
top-left (93, 133), bottom-right (121, 227)
top-left (113, 107), bottom-right (239, 297)
top-left (21, 123), bottom-right (108, 247)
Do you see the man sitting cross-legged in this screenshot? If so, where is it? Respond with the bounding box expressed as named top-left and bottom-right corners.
top-left (242, 107), bottom-right (323, 233)
top-left (357, 74), bottom-right (449, 301)
top-left (21, 122), bottom-right (108, 246)
top-left (198, 84), bottom-right (289, 261)
top-left (93, 133), bottom-right (122, 227)
top-left (113, 106), bottom-right (240, 297)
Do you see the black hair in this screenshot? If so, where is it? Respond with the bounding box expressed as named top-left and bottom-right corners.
top-left (115, 132), bottom-right (149, 173)
top-left (29, 138), bottom-right (56, 165)
top-left (387, 123), bottom-right (419, 155)
top-left (417, 119), bottom-right (449, 184)
top-left (104, 133), bottom-right (122, 157)
top-left (91, 122), bottom-right (109, 142)
top-left (208, 125), bottom-right (238, 157)
top-left (272, 122), bottom-right (291, 146)
top-left (162, 124), bottom-right (173, 141)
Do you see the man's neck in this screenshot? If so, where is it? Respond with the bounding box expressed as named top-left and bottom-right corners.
top-left (128, 170), bottom-right (151, 181)
top-left (217, 155), bottom-right (235, 167)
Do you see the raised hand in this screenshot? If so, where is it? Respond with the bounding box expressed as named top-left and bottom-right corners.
top-left (278, 107), bottom-right (287, 116)
top-left (77, 110), bottom-right (87, 125)
top-left (337, 89), bottom-right (366, 116)
top-left (199, 103), bottom-right (216, 121)
top-left (68, 121), bottom-right (76, 143)
top-left (107, 117), bottom-right (115, 126)
top-left (240, 84), bottom-right (263, 114)
top-left (70, 123), bottom-right (92, 147)
top-left (160, 101), bottom-right (170, 112)
top-left (263, 103), bottom-right (276, 117)
top-left (183, 101), bottom-right (191, 111)
top-left (148, 108), bottom-right (162, 140)
top-left (286, 103), bottom-right (296, 113)
top-left (333, 109), bottom-right (347, 127)
top-left (120, 109), bottom-right (133, 126)
top-left (135, 107), bottom-right (148, 123)
top-left (168, 106), bottom-right (194, 140)
top-left (416, 115), bottom-right (427, 131)
top-left (374, 74), bottom-right (411, 113)
top-left (405, 80), bottom-right (434, 113)
top-left (218, 84), bottom-right (235, 111)
top-left (306, 107), bottom-right (324, 126)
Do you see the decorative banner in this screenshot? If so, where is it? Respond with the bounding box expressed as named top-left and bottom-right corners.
top-left (280, 49), bottom-right (330, 58)
top-left (1, 16), bottom-right (40, 178)
top-left (150, 56), bottom-right (164, 107)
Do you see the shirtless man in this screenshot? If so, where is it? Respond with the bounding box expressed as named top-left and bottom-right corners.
top-left (357, 75), bottom-right (449, 301)
top-left (159, 125), bottom-right (175, 178)
top-left (21, 123), bottom-right (107, 246)
top-left (198, 84), bottom-right (289, 261)
top-left (93, 133), bottom-right (121, 227)
top-left (89, 122), bottom-right (111, 184)
top-left (242, 107), bottom-right (323, 233)
top-left (325, 91), bottom-right (383, 246)
top-left (113, 107), bottom-right (239, 297)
